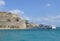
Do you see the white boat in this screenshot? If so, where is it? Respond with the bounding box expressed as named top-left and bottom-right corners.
top-left (51, 25), bottom-right (56, 29)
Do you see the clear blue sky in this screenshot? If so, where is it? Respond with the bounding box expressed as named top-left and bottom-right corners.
top-left (0, 0), bottom-right (60, 26)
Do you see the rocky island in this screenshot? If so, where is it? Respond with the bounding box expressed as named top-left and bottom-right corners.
top-left (0, 12), bottom-right (56, 29)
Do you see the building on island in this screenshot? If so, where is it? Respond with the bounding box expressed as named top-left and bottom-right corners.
top-left (0, 12), bottom-right (55, 29)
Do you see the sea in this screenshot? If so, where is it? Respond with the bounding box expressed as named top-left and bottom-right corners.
top-left (0, 27), bottom-right (60, 41)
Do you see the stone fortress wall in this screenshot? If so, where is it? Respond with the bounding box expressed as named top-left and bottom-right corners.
top-left (0, 12), bottom-right (26, 29)
top-left (0, 12), bottom-right (54, 29)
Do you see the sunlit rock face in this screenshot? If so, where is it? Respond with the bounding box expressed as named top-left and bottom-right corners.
top-left (0, 12), bottom-right (26, 29)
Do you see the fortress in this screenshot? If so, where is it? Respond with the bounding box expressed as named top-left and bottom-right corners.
top-left (0, 12), bottom-right (56, 29)
top-left (0, 12), bottom-right (26, 29)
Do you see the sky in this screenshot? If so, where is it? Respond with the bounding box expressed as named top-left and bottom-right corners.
top-left (0, 0), bottom-right (60, 26)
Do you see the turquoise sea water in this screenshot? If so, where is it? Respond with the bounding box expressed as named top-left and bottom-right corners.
top-left (0, 27), bottom-right (60, 41)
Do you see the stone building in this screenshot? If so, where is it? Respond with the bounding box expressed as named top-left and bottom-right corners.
top-left (0, 12), bottom-right (26, 29)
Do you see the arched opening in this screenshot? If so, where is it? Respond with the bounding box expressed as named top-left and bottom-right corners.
top-left (16, 18), bottom-right (19, 22)
top-left (7, 19), bottom-right (11, 21)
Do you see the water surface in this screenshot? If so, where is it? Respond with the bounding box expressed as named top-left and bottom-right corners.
top-left (0, 27), bottom-right (60, 41)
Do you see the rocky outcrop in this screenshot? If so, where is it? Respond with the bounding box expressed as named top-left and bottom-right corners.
top-left (26, 23), bottom-right (53, 29)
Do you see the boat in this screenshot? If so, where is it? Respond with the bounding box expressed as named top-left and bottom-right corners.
top-left (51, 25), bottom-right (56, 29)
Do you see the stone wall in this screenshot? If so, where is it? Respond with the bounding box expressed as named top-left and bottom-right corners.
top-left (0, 12), bottom-right (26, 29)
top-left (0, 21), bottom-right (26, 29)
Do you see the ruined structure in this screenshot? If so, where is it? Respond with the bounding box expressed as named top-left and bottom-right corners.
top-left (0, 12), bottom-right (26, 29)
